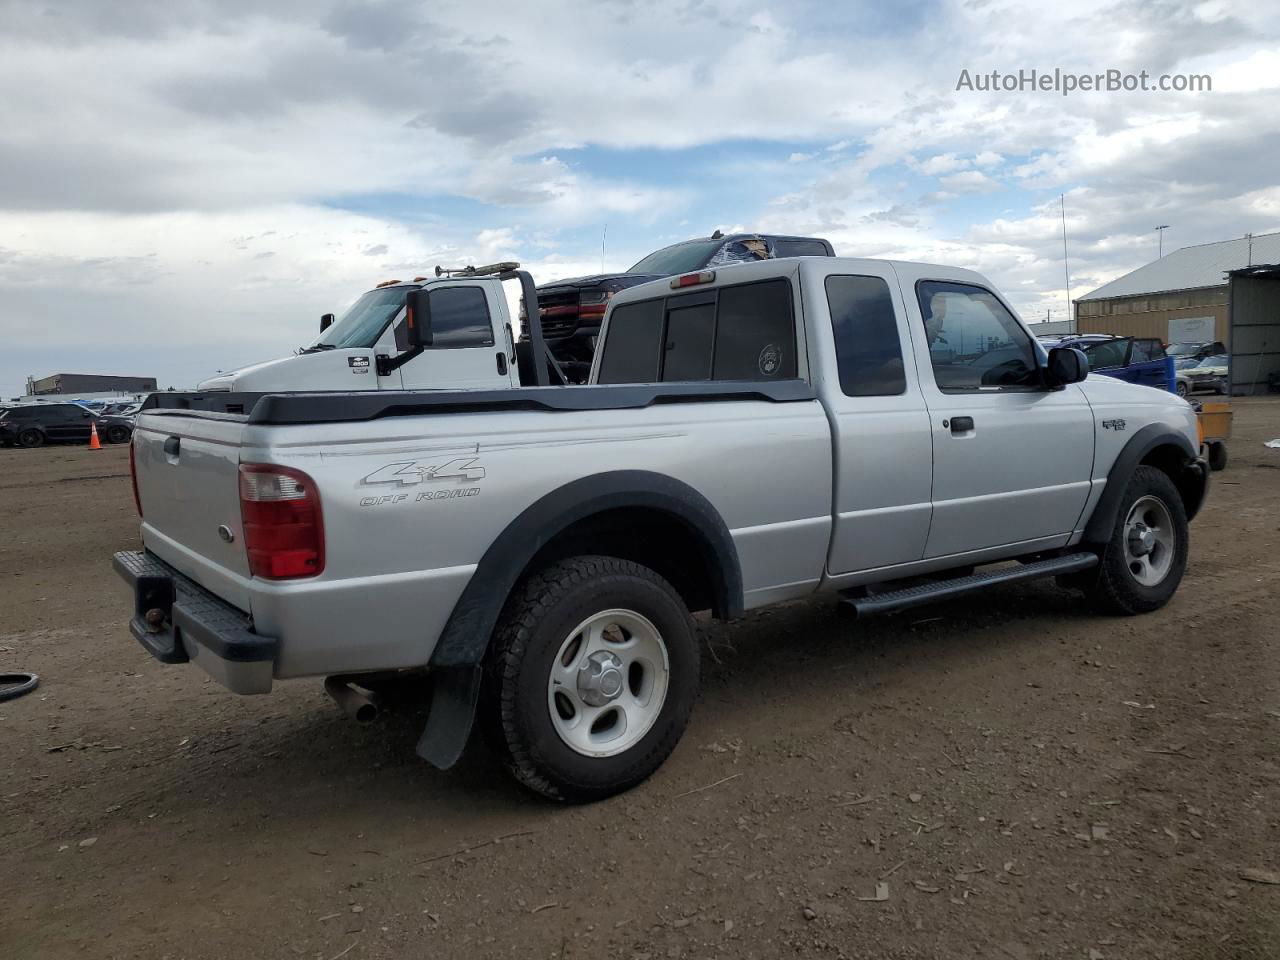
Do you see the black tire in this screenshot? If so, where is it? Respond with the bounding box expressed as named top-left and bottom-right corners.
top-left (1083, 466), bottom-right (1189, 616)
top-left (483, 556), bottom-right (699, 803)
top-left (1207, 441), bottom-right (1228, 472)
top-left (105, 425), bottom-right (130, 444)
top-left (1175, 380), bottom-right (1189, 398)
top-left (17, 428), bottom-right (44, 448)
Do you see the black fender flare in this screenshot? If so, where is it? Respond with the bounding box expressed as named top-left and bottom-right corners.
top-left (416, 470), bottom-right (742, 768)
top-left (1082, 423), bottom-right (1200, 544)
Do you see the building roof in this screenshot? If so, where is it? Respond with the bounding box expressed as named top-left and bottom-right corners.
top-left (1077, 230), bottom-right (1280, 302)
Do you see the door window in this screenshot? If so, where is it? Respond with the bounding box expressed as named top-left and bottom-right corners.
top-left (1083, 339), bottom-right (1129, 370)
top-left (825, 275), bottom-right (905, 396)
top-left (917, 281), bottom-right (1039, 391)
top-left (428, 286), bottom-right (494, 348)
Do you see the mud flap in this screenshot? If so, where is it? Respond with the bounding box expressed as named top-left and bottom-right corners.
top-left (415, 664), bottom-right (482, 769)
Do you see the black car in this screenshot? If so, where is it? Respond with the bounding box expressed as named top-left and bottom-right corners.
top-left (0, 403), bottom-right (134, 448)
top-left (532, 231), bottom-right (834, 374)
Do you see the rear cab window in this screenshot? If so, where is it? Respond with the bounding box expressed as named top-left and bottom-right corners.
top-left (596, 276), bottom-right (798, 384)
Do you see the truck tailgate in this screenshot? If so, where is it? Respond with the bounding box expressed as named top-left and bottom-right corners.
top-left (133, 412), bottom-right (253, 612)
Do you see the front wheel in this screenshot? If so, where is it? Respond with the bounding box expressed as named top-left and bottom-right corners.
top-left (1175, 380), bottom-right (1189, 398)
top-left (105, 425), bottom-right (130, 444)
top-left (483, 556), bottom-right (699, 802)
top-left (17, 428), bottom-right (44, 448)
top-left (1084, 466), bottom-right (1189, 615)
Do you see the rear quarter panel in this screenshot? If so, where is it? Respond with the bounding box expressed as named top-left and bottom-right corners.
top-left (248, 397), bottom-right (833, 677)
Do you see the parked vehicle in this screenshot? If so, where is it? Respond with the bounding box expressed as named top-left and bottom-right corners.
top-left (0, 403), bottom-right (134, 447)
top-left (1176, 354), bottom-right (1230, 397)
top-left (1168, 340), bottom-right (1226, 363)
top-left (532, 232), bottom-right (835, 378)
top-left (1041, 335), bottom-right (1175, 393)
top-left (115, 257), bottom-right (1208, 801)
top-left (196, 265), bottom-right (564, 395)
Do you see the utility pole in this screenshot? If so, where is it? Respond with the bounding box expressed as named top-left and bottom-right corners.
top-left (1060, 195), bottom-right (1072, 332)
top-left (1154, 224), bottom-right (1170, 258)
top-left (1246, 232), bottom-right (1254, 266)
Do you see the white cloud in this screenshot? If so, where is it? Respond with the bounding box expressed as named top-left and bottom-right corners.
top-left (2, 0), bottom-right (1279, 389)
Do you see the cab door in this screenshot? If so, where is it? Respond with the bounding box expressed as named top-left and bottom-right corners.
top-left (903, 271), bottom-right (1094, 559)
top-left (817, 265), bottom-right (935, 574)
top-left (393, 281), bottom-right (516, 391)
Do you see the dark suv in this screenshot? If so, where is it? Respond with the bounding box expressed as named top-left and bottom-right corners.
top-left (0, 403), bottom-right (134, 448)
top-left (533, 232), bottom-right (834, 374)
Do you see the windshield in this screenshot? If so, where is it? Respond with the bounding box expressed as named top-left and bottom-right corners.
top-left (1167, 343), bottom-right (1202, 357)
top-left (628, 239), bottom-right (724, 275)
top-left (313, 286), bottom-right (411, 349)
top-left (1198, 354), bottom-right (1228, 368)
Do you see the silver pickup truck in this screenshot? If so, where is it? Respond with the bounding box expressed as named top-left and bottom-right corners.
top-left (115, 256), bottom-right (1209, 801)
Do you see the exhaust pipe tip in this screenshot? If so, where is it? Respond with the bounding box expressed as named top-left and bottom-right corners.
top-left (325, 676), bottom-right (381, 725)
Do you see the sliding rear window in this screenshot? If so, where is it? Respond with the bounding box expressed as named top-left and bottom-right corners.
top-left (596, 278), bottom-right (797, 384)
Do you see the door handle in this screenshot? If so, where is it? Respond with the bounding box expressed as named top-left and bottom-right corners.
top-left (948, 416), bottom-right (974, 434)
top-left (496, 352), bottom-right (508, 375)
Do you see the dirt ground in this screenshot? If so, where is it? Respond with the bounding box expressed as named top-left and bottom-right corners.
top-left (1, 398), bottom-right (1278, 960)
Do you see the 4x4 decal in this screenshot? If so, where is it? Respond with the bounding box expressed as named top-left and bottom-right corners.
top-left (361, 458), bottom-right (485, 486)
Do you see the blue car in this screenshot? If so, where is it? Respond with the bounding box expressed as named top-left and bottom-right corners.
top-left (1039, 335), bottom-right (1176, 394)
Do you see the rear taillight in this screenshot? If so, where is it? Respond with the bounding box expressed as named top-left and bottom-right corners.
top-left (238, 464), bottom-right (324, 579)
top-left (129, 437), bottom-right (142, 517)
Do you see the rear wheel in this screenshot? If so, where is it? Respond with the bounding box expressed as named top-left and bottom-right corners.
top-left (483, 556), bottom-right (699, 802)
top-left (1175, 380), bottom-right (1189, 398)
top-left (105, 425), bottom-right (130, 444)
top-left (17, 428), bottom-right (44, 448)
top-left (1083, 466), bottom-right (1188, 615)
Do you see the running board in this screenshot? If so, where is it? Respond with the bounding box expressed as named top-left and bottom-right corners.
top-left (841, 553), bottom-right (1098, 618)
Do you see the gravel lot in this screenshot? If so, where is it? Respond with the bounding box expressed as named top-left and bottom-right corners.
top-left (2, 398), bottom-right (1278, 959)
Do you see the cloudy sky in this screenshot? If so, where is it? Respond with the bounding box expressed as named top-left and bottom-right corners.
top-left (1, 0), bottom-right (1277, 395)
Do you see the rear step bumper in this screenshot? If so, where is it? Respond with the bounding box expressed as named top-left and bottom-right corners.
top-left (112, 550), bottom-right (277, 694)
top-left (842, 553), bottom-right (1098, 618)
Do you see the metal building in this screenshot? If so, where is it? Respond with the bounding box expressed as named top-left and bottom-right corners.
top-left (1226, 264), bottom-right (1280, 394)
top-left (1075, 230), bottom-right (1280, 347)
top-left (27, 373), bottom-right (158, 396)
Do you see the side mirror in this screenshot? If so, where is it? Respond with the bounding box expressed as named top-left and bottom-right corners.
top-left (404, 289), bottom-right (433, 347)
top-left (320, 313), bottom-right (334, 333)
top-left (1047, 346), bottom-right (1088, 386)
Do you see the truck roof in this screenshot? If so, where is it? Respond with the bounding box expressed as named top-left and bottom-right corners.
top-left (605, 256), bottom-right (994, 310)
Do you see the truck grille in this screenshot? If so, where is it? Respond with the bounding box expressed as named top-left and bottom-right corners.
top-left (536, 288), bottom-right (581, 339)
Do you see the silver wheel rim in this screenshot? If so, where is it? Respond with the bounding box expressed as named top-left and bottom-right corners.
top-left (546, 608), bottom-right (670, 758)
top-left (1122, 495), bottom-right (1176, 587)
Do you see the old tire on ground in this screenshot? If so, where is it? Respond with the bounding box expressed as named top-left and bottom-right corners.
top-left (1084, 465), bottom-right (1189, 616)
top-left (1207, 441), bottom-right (1228, 472)
top-left (105, 425), bottom-right (130, 444)
top-left (17, 428), bottom-right (44, 448)
top-left (483, 555), bottom-right (699, 803)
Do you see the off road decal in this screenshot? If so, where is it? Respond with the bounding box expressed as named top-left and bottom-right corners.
top-left (1101, 418), bottom-right (1127, 431)
top-left (359, 458), bottom-right (485, 507)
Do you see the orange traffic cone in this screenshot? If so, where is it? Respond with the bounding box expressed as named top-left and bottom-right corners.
top-left (89, 421), bottom-right (102, 450)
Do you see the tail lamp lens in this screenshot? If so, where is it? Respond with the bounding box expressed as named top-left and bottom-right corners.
top-left (238, 465), bottom-right (324, 579)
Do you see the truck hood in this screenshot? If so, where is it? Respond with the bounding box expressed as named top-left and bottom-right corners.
top-left (537, 272), bottom-right (663, 291)
top-left (197, 349), bottom-right (379, 393)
